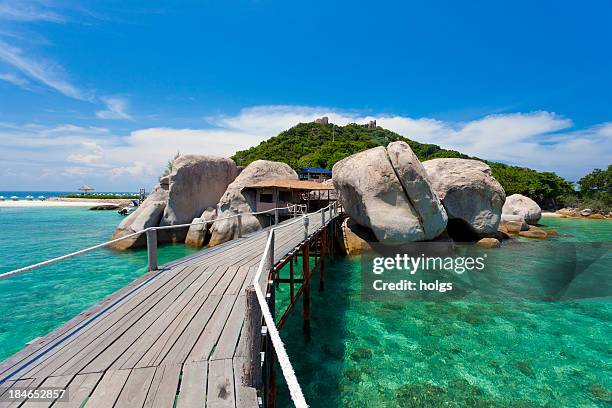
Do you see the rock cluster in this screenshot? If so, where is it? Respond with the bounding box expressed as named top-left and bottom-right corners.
top-left (333, 142), bottom-right (509, 247)
top-left (111, 155), bottom-right (238, 249)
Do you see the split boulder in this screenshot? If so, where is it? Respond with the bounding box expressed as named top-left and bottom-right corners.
top-left (332, 142), bottom-right (447, 245)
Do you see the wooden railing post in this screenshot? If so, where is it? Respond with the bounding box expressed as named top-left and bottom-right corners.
top-left (237, 213), bottom-right (243, 238)
top-left (303, 216), bottom-right (309, 240)
top-left (274, 208), bottom-right (279, 225)
top-left (321, 208), bottom-right (326, 225)
top-left (243, 285), bottom-right (262, 389)
top-left (146, 229), bottom-right (158, 271)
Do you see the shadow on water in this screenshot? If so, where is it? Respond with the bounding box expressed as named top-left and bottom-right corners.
top-left (275, 254), bottom-right (353, 407)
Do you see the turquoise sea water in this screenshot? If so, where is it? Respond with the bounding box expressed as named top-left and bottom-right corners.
top-left (277, 217), bottom-right (612, 407)
top-left (0, 206), bottom-right (198, 359)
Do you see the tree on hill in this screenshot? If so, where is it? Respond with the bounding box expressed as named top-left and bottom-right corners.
top-left (231, 121), bottom-right (576, 204)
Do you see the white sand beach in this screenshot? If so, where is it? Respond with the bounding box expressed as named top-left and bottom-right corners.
top-left (0, 197), bottom-right (132, 207)
top-left (0, 200), bottom-right (109, 207)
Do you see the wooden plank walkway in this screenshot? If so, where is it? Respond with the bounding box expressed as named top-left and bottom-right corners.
top-left (0, 214), bottom-right (329, 408)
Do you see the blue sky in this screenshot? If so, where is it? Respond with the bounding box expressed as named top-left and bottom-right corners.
top-left (0, 0), bottom-right (611, 191)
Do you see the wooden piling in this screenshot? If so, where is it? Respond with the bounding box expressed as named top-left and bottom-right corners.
top-left (302, 242), bottom-right (310, 330)
top-left (320, 229), bottom-right (326, 291)
top-left (289, 257), bottom-right (295, 302)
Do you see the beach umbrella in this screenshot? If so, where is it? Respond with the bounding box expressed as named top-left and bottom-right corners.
top-left (78, 185), bottom-right (95, 193)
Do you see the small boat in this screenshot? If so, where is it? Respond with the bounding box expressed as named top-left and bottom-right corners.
top-left (26, 195), bottom-right (34, 200)
top-left (0, 196), bottom-right (4, 201)
top-left (10, 196), bottom-right (18, 201)
top-left (38, 196), bottom-right (46, 201)
top-left (118, 200), bottom-right (140, 216)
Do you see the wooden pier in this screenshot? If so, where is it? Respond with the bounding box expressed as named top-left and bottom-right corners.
top-left (0, 207), bottom-right (340, 408)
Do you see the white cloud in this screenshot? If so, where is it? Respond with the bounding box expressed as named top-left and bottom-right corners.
top-left (0, 71), bottom-right (29, 87)
top-left (0, 105), bottom-right (610, 191)
top-left (0, 40), bottom-right (88, 100)
top-left (67, 141), bottom-right (104, 164)
top-left (0, 3), bottom-right (65, 23)
top-left (96, 96), bottom-right (132, 120)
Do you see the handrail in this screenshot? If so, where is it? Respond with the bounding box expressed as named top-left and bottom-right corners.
top-left (0, 204), bottom-right (307, 281)
top-left (251, 201), bottom-right (340, 407)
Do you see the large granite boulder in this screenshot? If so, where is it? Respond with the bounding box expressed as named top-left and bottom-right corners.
top-left (110, 185), bottom-right (168, 250)
top-left (422, 158), bottom-right (506, 238)
top-left (209, 160), bottom-right (298, 246)
top-left (502, 194), bottom-right (542, 225)
top-left (332, 142), bottom-right (447, 244)
top-left (185, 207), bottom-right (217, 248)
top-left (159, 155), bottom-right (239, 242)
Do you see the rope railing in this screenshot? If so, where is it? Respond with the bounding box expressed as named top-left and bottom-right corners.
top-left (251, 201), bottom-right (341, 407)
top-left (0, 203), bottom-right (307, 281)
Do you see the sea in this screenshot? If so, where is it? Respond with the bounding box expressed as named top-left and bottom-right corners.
top-left (0, 201), bottom-right (610, 407)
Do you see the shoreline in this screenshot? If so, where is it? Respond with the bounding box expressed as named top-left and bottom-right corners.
top-left (0, 197), bottom-right (132, 208)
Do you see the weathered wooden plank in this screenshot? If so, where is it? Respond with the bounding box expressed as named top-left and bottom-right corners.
top-left (232, 357), bottom-right (259, 408)
top-left (206, 359), bottom-right (235, 408)
top-left (87, 264), bottom-right (221, 372)
top-left (114, 366), bottom-right (156, 408)
top-left (160, 295), bottom-right (222, 365)
top-left (187, 296), bottom-right (235, 362)
top-left (210, 294), bottom-right (246, 361)
top-left (3, 228), bottom-right (268, 380)
top-left (133, 265), bottom-right (233, 368)
top-left (142, 364), bottom-right (181, 408)
top-left (19, 263), bottom-right (201, 379)
top-left (85, 369), bottom-right (131, 408)
top-left (53, 372), bottom-right (103, 408)
top-left (176, 361), bottom-right (207, 408)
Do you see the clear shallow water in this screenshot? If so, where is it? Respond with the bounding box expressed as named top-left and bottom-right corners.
top-left (0, 206), bottom-right (198, 359)
top-left (277, 217), bottom-right (612, 407)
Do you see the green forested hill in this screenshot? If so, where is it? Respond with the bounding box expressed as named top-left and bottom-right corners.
top-left (232, 122), bottom-right (574, 203)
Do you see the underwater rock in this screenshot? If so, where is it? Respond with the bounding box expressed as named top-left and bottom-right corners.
top-left (476, 237), bottom-right (501, 248)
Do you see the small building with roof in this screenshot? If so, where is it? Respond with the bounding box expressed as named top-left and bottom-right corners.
top-left (298, 167), bottom-right (332, 183)
top-left (242, 179), bottom-right (335, 216)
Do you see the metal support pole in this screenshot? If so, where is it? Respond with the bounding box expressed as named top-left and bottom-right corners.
top-left (237, 213), bottom-right (242, 238)
top-left (303, 216), bottom-right (309, 240)
top-left (146, 229), bottom-right (158, 271)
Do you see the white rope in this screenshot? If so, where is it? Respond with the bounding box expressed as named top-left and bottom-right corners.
top-left (250, 201), bottom-right (338, 407)
top-left (0, 204), bottom-right (305, 280)
top-left (253, 231), bottom-right (308, 408)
